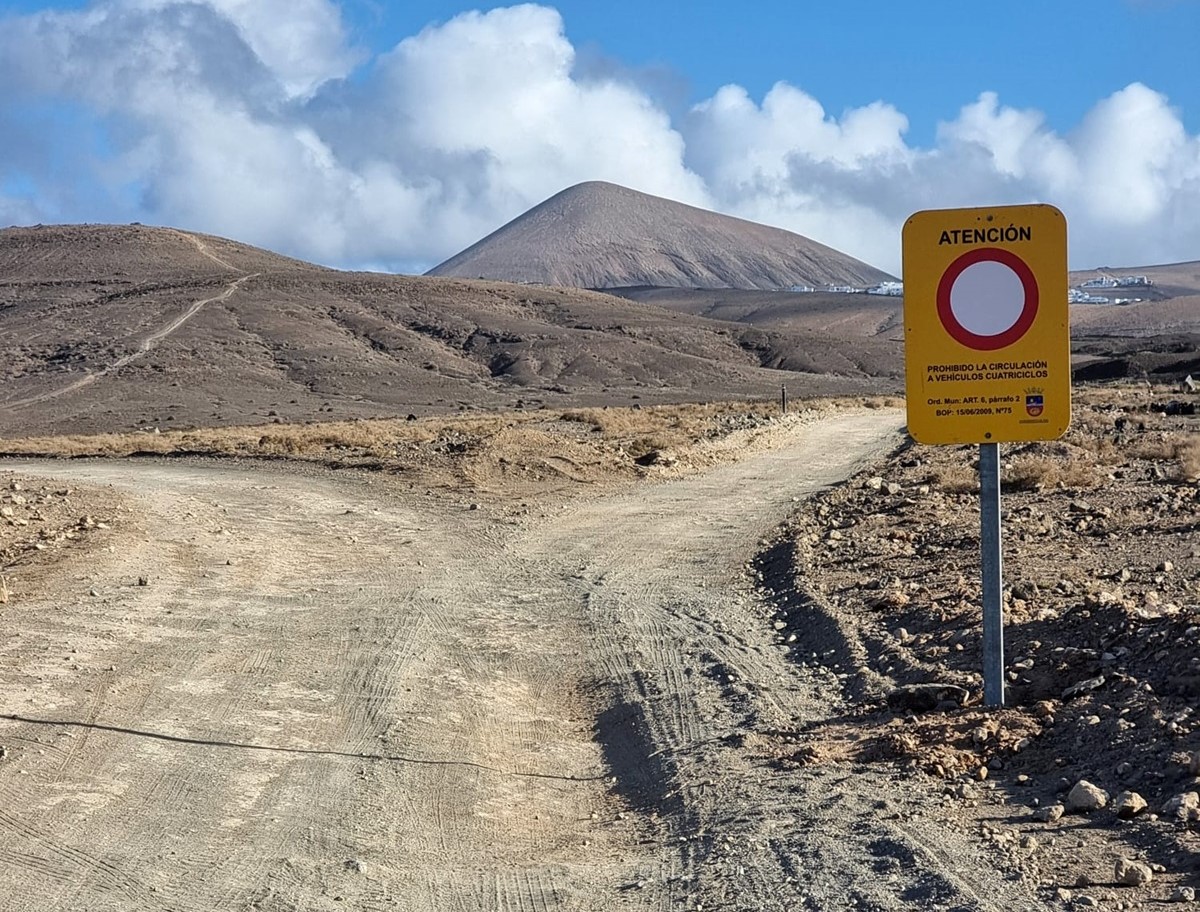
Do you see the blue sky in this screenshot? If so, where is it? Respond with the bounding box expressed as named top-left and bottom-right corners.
top-left (348, 0), bottom-right (1200, 143)
top-left (1, 0), bottom-right (1199, 274)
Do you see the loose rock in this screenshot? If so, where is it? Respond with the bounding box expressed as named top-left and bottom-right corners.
top-left (1034, 803), bottom-right (1065, 823)
top-left (1114, 858), bottom-right (1153, 886)
top-left (885, 683), bottom-right (970, 713)
top-left (1161, 791), bottom-right (1200, 824)
top-left (1113, 791), bottom-right (1147, 819)
top-left (1062, 675), bottom-right (1106, 700)
top-left (1066, 780), bottom-right (1109, 813)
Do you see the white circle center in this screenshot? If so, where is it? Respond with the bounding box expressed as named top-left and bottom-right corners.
top-left (949, 260), bottom-right (1026, 336)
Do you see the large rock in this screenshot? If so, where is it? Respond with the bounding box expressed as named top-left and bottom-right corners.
top-left (1162, 791), bottom-right (1200, 824)
top-left (1066, 780), bottom-right (1109, 813)
top-left (1113, 791), bottom-right (1148, 819)
top-left (1115, 858), bottom-right (1153, 886)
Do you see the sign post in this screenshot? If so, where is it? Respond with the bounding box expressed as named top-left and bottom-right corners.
top-left (902, 204), bottom-right (1070, 707)
top-left (979, 442), bottom-right (1003, 706)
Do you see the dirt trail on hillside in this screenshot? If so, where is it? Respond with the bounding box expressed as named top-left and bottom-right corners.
top-left (0, 412), bottom-right (1054, 910)
top-left (2, 272), bottom-right (257, 412)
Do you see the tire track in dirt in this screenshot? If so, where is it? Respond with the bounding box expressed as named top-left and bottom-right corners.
top-left (0, 412), bottom-right (1055, 910)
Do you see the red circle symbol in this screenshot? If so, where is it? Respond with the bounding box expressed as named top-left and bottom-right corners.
top-left (936, 247), bottom-right (1039, 351)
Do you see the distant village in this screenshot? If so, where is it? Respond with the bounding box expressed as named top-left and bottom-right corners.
top-left (1066, 273), bottom-right (1152, 304)
top-left (789, 274), bottom-right (1152, 304)
top-left (788, 281), bottom-right (904, 296)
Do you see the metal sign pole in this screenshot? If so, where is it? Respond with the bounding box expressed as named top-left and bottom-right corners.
top-left (979, 442), bottom-right (1004, 706)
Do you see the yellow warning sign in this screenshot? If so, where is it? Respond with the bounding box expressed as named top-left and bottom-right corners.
top-left (902, 204), bottom-right (1071, 445)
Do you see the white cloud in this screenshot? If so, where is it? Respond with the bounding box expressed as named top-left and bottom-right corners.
top-left (685, 82), bottom-right (1200, 273)
top-left (0, 2), bottom-right (1198, 275)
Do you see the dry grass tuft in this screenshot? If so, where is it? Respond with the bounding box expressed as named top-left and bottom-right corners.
top-left (863, 396), bottom-right (905, 410)
top-left (1004, 454), bottom-right (1101, 491)
top-left (1130, 435), bottom-right (1180, 462)
top-left (0, 399), bottom-right (812, 493)
top-left (1128, 432), bottom-right (1200, 480)
top-left (1068, 435), bottom-right (1123, 466)
top-left (1177, 435), bottom-right (1200, 481)
top-left (931, 465), bottom-right (978, 494)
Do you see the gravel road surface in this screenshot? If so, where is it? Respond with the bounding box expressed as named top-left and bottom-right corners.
top-left (0, 412), bottom-right (1052, 910)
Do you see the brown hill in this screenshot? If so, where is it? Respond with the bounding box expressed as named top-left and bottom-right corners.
top-left (612, 286), bottom-right (904, 340)
top-left (426, 181), bottom-right (894, 290)
top-left (0, 225), bottom-right (901, 436)
top-left (615, 279), bottom-right (1199, 383)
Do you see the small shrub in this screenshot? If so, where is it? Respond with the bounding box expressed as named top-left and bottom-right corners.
top-left (626, 436), bottom-right (671, 460)
top-left (1130, 436), bottom-right (1178, 462)
top-left (1177, 436), bottom-right (1200, 481)
top-left (932, 465), bottom-right (977, 494)
top-left (1004, 455), bottom-right (1100, 491)
top-left (1004, 456), bottom-right (1058, 491)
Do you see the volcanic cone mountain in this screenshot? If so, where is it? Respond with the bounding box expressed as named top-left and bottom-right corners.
top-left (427, 182), bottom-right (894, 290)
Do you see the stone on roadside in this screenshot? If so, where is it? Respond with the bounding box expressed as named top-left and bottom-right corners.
top-left (885, 683), bottom-right (970, 713)
top-left (871, 590), bottom-right (910, 610)
top-left (1113, 791), bottom-right (1148, 819)
top-left (864, 476), bottom-right (884, 491)
top-left (1190, 750), bottom-right (1200, 777)
top-left (1034, 803), bottom-right (1065, 823)
top-left (1114, 858), bottom-right (1153, 886)
top-left (1170, 886), bottom-right (1196, 902)
top-left (1066, 780), bottom-right (1108, 813)
top-left (1162, 791), bottom-right (1200, 824)
top-left (1062, 675), bottom-right (1106, 700)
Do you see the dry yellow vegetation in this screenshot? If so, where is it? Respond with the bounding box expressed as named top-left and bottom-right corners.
top-left (0, 399), bottom-right (863, 497)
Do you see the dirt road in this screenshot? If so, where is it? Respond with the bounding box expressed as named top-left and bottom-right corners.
top-left (0, 411), bottom-right (1051, 910)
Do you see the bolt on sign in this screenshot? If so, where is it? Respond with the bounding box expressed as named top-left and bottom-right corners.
top-left (902, 204), bottom-right (1071, 445)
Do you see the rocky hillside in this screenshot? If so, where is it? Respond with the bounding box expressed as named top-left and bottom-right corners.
top-left (0, 224), bottom-right (902, 437)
